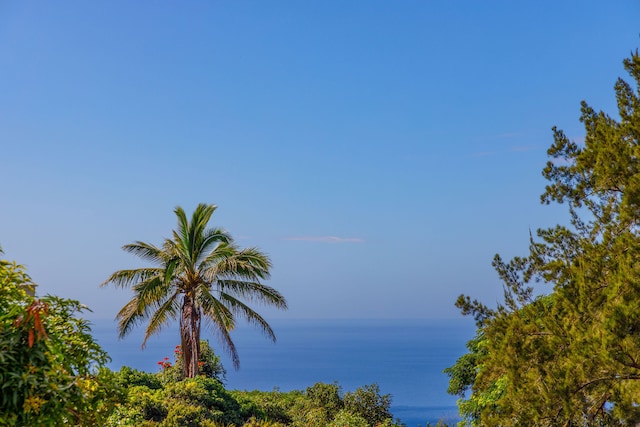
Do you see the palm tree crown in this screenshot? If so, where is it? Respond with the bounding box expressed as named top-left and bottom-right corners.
top-left (101, 203), bottom-right (287, 377)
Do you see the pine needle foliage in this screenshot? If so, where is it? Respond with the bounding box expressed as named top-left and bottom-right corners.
top-left (447, 52), bottom-right (640, 426)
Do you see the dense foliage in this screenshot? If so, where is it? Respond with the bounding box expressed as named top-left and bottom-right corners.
top-left (0, 249), bottom-right (120, 426)
top-left (446, 52), bottom-right (640, 426)
top-left (110, 343), bottom-right (410, 426)
top-left (0, 219), bottom-right (421, 426)
top-left (156, 340), bottom-right (227, 384)
top-left (102, 203), bottom-right (287, 378)
top-left (107, 367), bottom-right (402, 427)
top-left (0, 247), bottom-right (406, 426)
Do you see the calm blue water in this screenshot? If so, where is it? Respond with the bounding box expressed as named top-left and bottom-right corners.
top-left (90, 318), bottom-right (473, 426)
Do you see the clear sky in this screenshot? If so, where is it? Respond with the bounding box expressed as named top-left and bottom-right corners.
top-left (1, 1), bottom-right (638, 320)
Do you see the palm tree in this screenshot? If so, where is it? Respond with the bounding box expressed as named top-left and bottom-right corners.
top-left (101, 203), bottom-right (287, 378)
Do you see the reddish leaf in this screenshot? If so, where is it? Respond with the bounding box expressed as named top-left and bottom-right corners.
top-left (28, 329), bottom-right (34, 348)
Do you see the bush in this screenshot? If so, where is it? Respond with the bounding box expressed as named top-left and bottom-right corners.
top-left (158, 340), bottom-right (227, 384)
top-left (328, 409), bottom-right (369, 427)
top-left (0, 252), bottom-right (120, 426)
top-left (241, 417), bottom-right (287, 427)
top-left (161, 403), bottom-right (216, 427)
top-left (117, 366), bottom-right (163, 389)
top-left (130, 385), bottom-right (168, 421)
top-left (107, 369), bottom-right (401, 427)
top-left (343, 384), bottom-right (393, 427)
top-left (232, 389), bottom-right (302, 425)
top-left (122, 377), bottom-right (245, 426)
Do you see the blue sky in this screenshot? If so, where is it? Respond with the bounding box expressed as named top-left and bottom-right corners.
top-left (1, 1), bottom-right (638, 320)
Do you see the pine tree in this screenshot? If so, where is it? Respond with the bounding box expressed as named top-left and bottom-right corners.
top-left (447, 52), bottom-right (640, 426)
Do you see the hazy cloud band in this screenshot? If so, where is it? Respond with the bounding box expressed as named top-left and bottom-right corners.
top-left (284, 236), bottom-right (365, 243)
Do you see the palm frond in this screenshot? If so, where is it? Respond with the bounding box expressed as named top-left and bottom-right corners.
top-left (122, 241), bottom-right (167, 264)
top-left (173, 206), bottom-right (193, 262)
top-left (198, 286), bottom-right (240, 369)
top-left (203, 227), bottom-right (232, 246)
top-left (174, 205), bottom-right (190, 239)
top-left (164, 257), bottom-right (181, 287)
top-left (190, 204), bottom-right (216, 247)
top-left (218, 292), bottom-right (277, 342)
top-left (142, 291), bottom-right (180, 348)
top-left (197, 285), bottom-right (234, 331)
top-left (131, 274), bottom-right (173, 308)
top-left (206, 315), bottom-right (240, 370)
top-left (116, 297), bottom-right (147, 339)
top-left (201, 244), bottom-right (272, 282)
top-left (227, 247), bottom-right (272, 280)
top-left (162, 238), bottom-right (182, 261)
top-left (100, 268), bottom-right (163, 289)
top-left (165, 234), bottom-right (195, 278)
top-left (195, 227), bottom-right (232, 266)
top-left (180, 204), bottom-right (216, 266)
top-left (198, 242), bottom-right (237, 272)
top-left (216, 279), bottom-right (287, 309)
top-left (116, 275), bottom-right (173, 339)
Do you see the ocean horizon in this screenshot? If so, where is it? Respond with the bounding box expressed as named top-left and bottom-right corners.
top-left (90, 317), bottom-right (474, 426)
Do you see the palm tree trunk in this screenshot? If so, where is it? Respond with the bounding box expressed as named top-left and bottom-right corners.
top-left (180, 294), bottom-right (201, 378)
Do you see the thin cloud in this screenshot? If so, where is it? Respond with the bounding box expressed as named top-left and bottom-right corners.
top-left (284, 236), bottom-right (365, 243)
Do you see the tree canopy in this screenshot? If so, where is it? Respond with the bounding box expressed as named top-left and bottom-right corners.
top-left (447, 52), bottom-right (640, 426)
top-left (0, 248), bottom-right (119, 426)
top-left (102, 203), bottom-right (287, 377)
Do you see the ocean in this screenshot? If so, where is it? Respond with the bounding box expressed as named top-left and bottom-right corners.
top-left (90, 318), bottom-right (474, 426)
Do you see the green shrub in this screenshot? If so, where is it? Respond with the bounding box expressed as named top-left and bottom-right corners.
top-left (162, 403), bottom-right (212, 427)
top-left (329, 409), bottom-right (369, 427)
top-left (241, 417), bottom-right (287, 427)
top-left (158, 340), bottom-right (227, 384)
top-left (305, 382), bottom-right (343, 418)
top-left (164, 377), bottom-right (243, 426)
top-left (128, 385), bottom-right (167, 422)
top-left (343, 384), bottom-right (393, 427)
top-left (117, 366), bottom-right (163, 389)
top-left (106, 368), bottom-right (401, 427)
top-left (232, 389), bottom-right (303, 425)
top-left (0, 253), bottom-right (120, 426)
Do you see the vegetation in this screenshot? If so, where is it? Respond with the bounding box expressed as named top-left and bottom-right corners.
top-left (0, 207), bottom-right (422, 426)
top-left (107, 342), bottom-right (405, 426)
top-left (102, 203), bottom-right (287, 378)
top-left (156, 340), bottom-right (227, 384)
top-left (107, 368), bottom-right (403, 427)
top-left (0, 248), bottom-right (120, 426)
top-left (0, 246), bottom-right (420, 426)
top-left (446, 52), bottom-right (640, 425)
top-left (14, 51), bottom-right (639, 425)
top-left (20, 50), bottom-right (639, 425)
